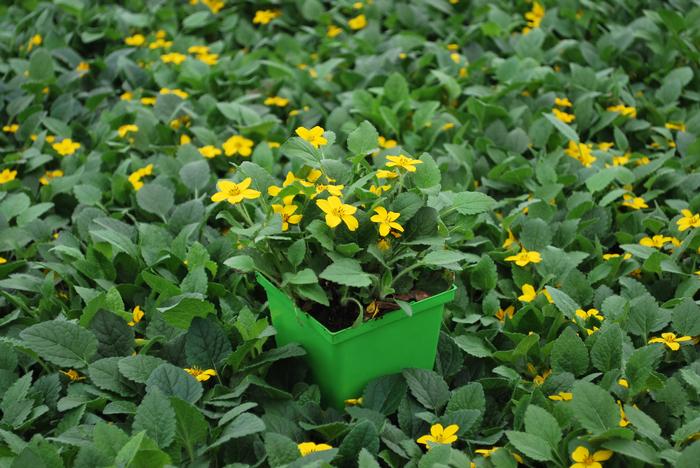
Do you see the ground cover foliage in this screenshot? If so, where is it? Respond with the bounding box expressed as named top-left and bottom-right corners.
top-left (1, 0), bottom-right (700, 467)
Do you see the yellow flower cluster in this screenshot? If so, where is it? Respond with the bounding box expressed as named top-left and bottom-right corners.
top-left (607, 104), bottom-right (637, 118)
top-left (0, 169), bottom-right (18, 185)
top-left (522, 2), bottom-right (545, 34)
top-left (128, 164), bottom-right (153, 191)
top-left (52, 139), bottom-right (81, 156)
top-left (564, 141), bottom-right (596, 167)
top-left (253, 9), bottom-right (281, 25)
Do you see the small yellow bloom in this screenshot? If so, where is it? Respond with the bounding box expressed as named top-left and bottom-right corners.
top-left (27, 34), bottom-right (42, 51)
top-left (264, 96), bottom-right (289, 107)
top-left (385, 155), bottom-right (423, 172)
top-left (0, 257), bottom-right (7, 264)
top-left (618, 378), bottom-right (629, 388)
top-left (52, 139), bottom-right (81, 156)
top-left (617, 400), bottom-right (629, 427)
top-left (555, 97), bottom-right (572, 107)
top-left (272, 202), bottom-right (303, 231)
top-left (533, 369), bottom-right (551, 385)
top-left (149, 38), bottom-right (173, 50)
top-left (570, 446), bottom-right (613, 468)
top-left (316, 196), bottom-right (358, 231)
top-left (565, 141), bottom-right (596, 167)
top-left (125, 34), bottom-right (145, 46)
top-left (120, 91), bottom-right (133, 101)
top-left (502, 229), bottom-right (517, 248)
top-left (376, 169), bottom-right (399, 179)
top-left (128, 305), bottom-right (145, 326)
top-left (298, 442), bottom-right (333, 457)
top-left (442, 122), bottom-right (455, 131)
top-left (518, 284), bottom-right (537, 303)
top-left (118, 124), bottom-right (139, 138)
top-left (160, 88), bottom-right (189, 99)
top-left (575, 308), bottom-right (603, 321)
top-left (161, 52), bottom-right (187, 64)
top-left (495, 305), bottom-right (514, 322)
top-left (76, 62), bottom-right (90, 75)
top-left (60, 369), bottom-right (85, 382)
top-left (39, 169), bottom-right (63, 185)
top-left (505, 247), bottom-right (542, 267)
top-left (184, 366), bottom-right (217, 382)
top-left (295, 126), bottom-right (327, 149)
top-left (416, 423), bottom-right (459, 448)
top-left (611, 154), bottom-right (630, 166)
top-left (211, 178), bottom-right (261, 205)
top-left (180, 134), bottom-right (192, 145)
top-left (344, 397), bottom-right (363, 406)
top-left (648, 332), bottom-right (692, 351)
top-left (196, 53), bottom-right (218, 65)
top-left (598, 142), bottom-right (614, 151)
top-left (607, 104), bottom-right (637, 118)
top-left (128, 164), bottom-right (153, 191)
top-left (602, 252), bottom-right (631, 260)
top-left (548, 391), bottom-right (573, 401)
top-left (187, 45), bottom-right (209, 55)
top-left (621, 194), bottom-right (648, 210)
top-left (523, 2), bottom-right (545, 33)
top-left (370, 206), bottom-right (403, 237)
top-left (140, 97), bottom-right (157, 106)
top-left (475, 447), bottom-right (499, 458)
top-left (677, 209), bottom-right (700, 231)
top-left (665, 122), bottom-right (686, 132)
top-left (369, 184), bottom-right (391, 196)
top-left (253, 9), bottom-right (280, 25)
top-left (552, 108), bottom-right (575, 123)
top-left (377, 237), bottom-right (391, 251)
top-left (348, 14), bottom-right (367, 30)
top-left (223, 135), bottom-right (254, 157)
top-left (449, 53), bottom-right (461, 64)
top-left (202, 0), bottom-right (224, 14)
top-left (0, 169), bottom-right (18, 185)
top-left (327, 25), bottom-right (343, 38)
top-left (378, 136), bottom-right (397, 149)
top-left (3, 124), bottom-right (19, 133)
top-left (639, 234), bottom-right (672, 248)
top-left (198, 145), bottom-right (221, 158)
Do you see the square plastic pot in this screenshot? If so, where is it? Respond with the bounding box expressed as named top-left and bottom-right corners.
top-left (256, 273), bottom-right (456, 409)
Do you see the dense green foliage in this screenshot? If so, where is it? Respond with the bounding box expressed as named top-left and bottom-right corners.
top-left (1, 0), bottom-right (700, 467)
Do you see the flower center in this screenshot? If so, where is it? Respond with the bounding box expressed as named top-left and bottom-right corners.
top-left (332, 207), bottom-right (347, 217)
top-left (227, 186), bottom-right (241, 196)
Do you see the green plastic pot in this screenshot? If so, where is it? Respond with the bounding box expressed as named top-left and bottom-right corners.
top-left (256, 273), bottom-right (456, 409)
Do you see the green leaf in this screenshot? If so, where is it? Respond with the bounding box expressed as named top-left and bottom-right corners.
top-left (623, 405), bottom-right (663, 444)
top-left (601, 439), bottom-right (659, 465)
top-left (73, 184), bottom-right (102, 205)
top-left (571, 381), bottom-right (619, 435)
top-left (470, 255), bottom-right (497, 291)
top-left (450, 191), bottom-right (496, 215)
top-left (133, 389), bottom-right (176, 448)
top-left (118, 355), bottom-right (167, 384)
top-left (524, 405), bottom-right (561, 447)
top-left (179, 160), bottom-right (210, 192)
top-left (185, 317), bottom-right (232, 369)
top-left (223, 255), bottom-right (256, 272)
top-left (544, 286), bottom-right (580, 319)
top-left (551, 327), bottom-right (589, 377)
top-left (20, 320), bottom-right (97, 368)
top-left (288, 239), bottom-right (306, 268)
top-left (358, 448), bottom-right (381, 468)
top-left (672, 298), bottom-right (700, 336)
top-left (209, 413), bottom-right (266, 449)
top-left (505, 431), bottom-right (554, 462)
top-left (264, 433), bottom-right (300, 466)
top-left (453, 334), bottom-right (492, 358)
top-left (414, 153), bottom-right (441, 189)
top-left (137, 183), bottom-right (175, 216)
top-left (114, 431), bottom-right (171, 468)
top-left (29, 49), bottom-right (55, 81)
top-left (362, 374), bottom-right (407, 415)
top-left (590, 324), bottom-right (623, 372)
top-left (146, 363), bottom-right (203, 404)
top-left (422, 250), bottom-right (478, 267)
top-left (338, 420), bottom-right (379, 460)
top-left (319, 258), bottom-right (373, 287)
top-left (88, 357), bottom-right (135, 396)
top-left (384, 72), bottom-right (410, 103)
top-left (171, 397), bottom-right (208, 457)
top-left (158, 296), bottom-right (215, 329)
top-left (402, 368), bottom-right (450, 411)
top-left (625, 345), bottom-right (664, 397)
top-left (90, 310), bottom-right (134, 358)
top-left (543, 112), bottom-right (578, 142)
top-left (347, 120), bottom-right (379, 155)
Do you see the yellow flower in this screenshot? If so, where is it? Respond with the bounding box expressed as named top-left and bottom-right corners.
top-left (184, 366), bottom-right (217, 382)
top-left (128, 306), bottom-right (145, 326)
top-left (76, 62), bottom-right (90, 75)
top-left (618, 378), bottom-right (629, 388)
top-left (552, 108), bottom-right (575, 123)
top-left (502, 229), bottom-right (517, 248)
top-left (298, 442), bottom-right (333, 457)
top-left (475, 447), bottom-right (499, 458)
top-left (223, 135), bottom-right (254, 157)
top-left (555, 97), bottom-right (572, 107)
top-left (665, 122), bottom-right (686, 132)
top-left (253, 9), bottom-right (280, 25)
top-left (267, 141), bottom-right (280, 148)
top-left (0, 169), bottom-right (18, 185)
top-left (570, 446), bottom-right (613, 468)
top-left (607, 104), bottom-right (637, 118)
top-left (598, 142), bottom-right (614, 151)
top-left (180, 134), bottom-right (192, 145)
top-left (533, 369), bottom-right (551, 385)
top-left (264, 96), bottom-right (289, 107)
top-left (188, 45), bottom-right (209, 55)
top-left (442, 122), bottom-right (455, 131)
top-left (140, 97), bottom-right (157, 106)
top-left (548, 391), bottom-right (573, 401)
top-left (149, 38), bottom-right (173, 50)
top-left (377, 238), bottom-right (391, 251)
top-left (161, 52), bottom-right (187, 64)
top-left (160, 88), bottom-right (189, 99)
top-left (541, 288), bottom-right (554, 304)
top-left (523, 2), bottom-right (545, 33)
top-left (211, 178), bottom-right (261, 205)
top-left (376, 169), bottom-right (399, 179)
top-left (602, 252), bottom-right (631, 260)
top-left (39, 169), bottom-right (63, 185)
top-left (0, 257), bottom-right (6, 264)
top-left (495, 305), bottom-right (514, 322)
top-left (518, 284), bottom-right (537, 303)
top-left (648, 332), bottom-right (692, 351)
top-left (449, 53), bottom-right (461, 64)
top-left (416, 423), bottom-right (459, 448)
top-left (344, 397), bottom-right (363, 406)
top-left (611, 154), bottom-right (630, 166)
top-left (353, 1), bottom-right (363, 8)
top-left (128, 164), bottom-right (154, 191)
top-left (370, 207), bottom-right (404, 237)
top-left (348, 14), bottom-right (367, 30)
top-left (617, 400), bottom-right (629, 427)
top-left (272, 203), bottom-right (303, 231)
top-left (199, 145), bottom-right (222, 158)
top-left (385, 155), bottom-right (423, 172)
top-left (27, 34), bottom-right (42, 51)
top-left (202, 0), bottom-right (224, 14)
top-left (369, 184), bottom-right (391, 196)
top-left (118, 124), bottom-right (139, 138)
top-left (639, 235), bottom-right (672, 248)
top-left (60, 369), bottom-right (85, 382)
top-left (505, 247), bottom-right (542, 267)
top-left (52, 139), bottom-right (81, 156)
top-left (295, 126), bottom-right (327, 149)
top-left (677, 209), bottom-right (700, 231)
top-left (316, 196), bottom-right (358, 231)
top-left (378, 136), bottom-right (397, 149)
top-left (196, 53), bottom-right (219, 65)
top-left (564, 141), bottom-right (596, 167)
top-left (3, 124), bottom-right (19, 133)
top-left (327, 25), bottom-right (343, 38)
top-left (125, 34), bottom-right (145, 46)
top-left (575, 308), bottom-right (604, 321)
top-left (621, 194), bottom-right (648, 210)
top-left (121, 91), bottom-right (133, 101)
top-left (586, 326), bottom-right (600, 335)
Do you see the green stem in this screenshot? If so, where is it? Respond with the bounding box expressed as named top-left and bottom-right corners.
top-left (236, 203), bottom-right (254, 226)
top-left (391, 261), bottom-right (423, 286)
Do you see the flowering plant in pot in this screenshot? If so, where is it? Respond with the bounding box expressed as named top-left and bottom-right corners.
top-left (216, 121), bottom-right (494, 407)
